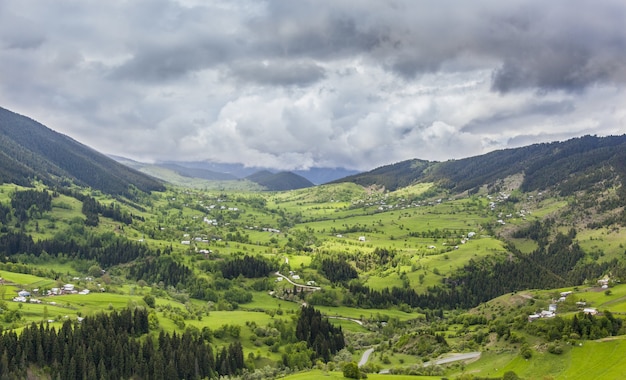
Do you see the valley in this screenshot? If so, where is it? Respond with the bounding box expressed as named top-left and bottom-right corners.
top-left (1, 172), bottom-right (625, 379)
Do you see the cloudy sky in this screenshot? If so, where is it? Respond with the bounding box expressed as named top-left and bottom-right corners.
top-left (1, 0), bottom-right (625, 171)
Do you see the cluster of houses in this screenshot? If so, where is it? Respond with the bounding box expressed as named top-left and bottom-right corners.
top-left (528, 290), bottom-right (599, 322)
top-left (12, 283), bottom-right (94, 303)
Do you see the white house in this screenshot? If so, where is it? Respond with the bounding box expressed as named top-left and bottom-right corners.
top-left (583, 308), bottom-right (598, 315)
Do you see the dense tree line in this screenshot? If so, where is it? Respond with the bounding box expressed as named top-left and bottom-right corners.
top-left (0, 202), bottom-right (10, 225)
top-left (221, 255), bottom-right (275, 279)
top-left (0, 231), bottom-right (154, 268)
top-left (0, 307), bottom-right (247, 379)
top-left (10, 189), bottom-right (52, 223)
top-left (295, 305), bottom-right (345, 362)
top-left (320, 258), bottom-right (358, 283)
top-left (527, 311), bottom-right (625, 341)
top-left (71, 192), bottom-right (133, 227)
top-left (128, 255), bottom-right (193, 288)
top-left (511, 219), bottom-right (553, 247)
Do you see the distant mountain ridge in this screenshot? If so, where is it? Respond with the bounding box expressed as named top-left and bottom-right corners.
top-left (155, 161), bottom-right (359, 185)
top-left (0, 107), bottom-right (165, 196)
top-left (334, 134), bottom-right (626, 196)
top-left (109, 158), bottom-right (356, 190)
top-left (245, 170), bottom-right (314, 191)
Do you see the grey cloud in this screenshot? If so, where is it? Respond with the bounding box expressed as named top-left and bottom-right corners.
top-left (110, 39), bottom-right (232, 82)
top-left (462, 100), bottom-right (576, 134)
top-left (229, 61), bottom-right (326, 87)
top-left (487, 1), bottom-right (626, 92)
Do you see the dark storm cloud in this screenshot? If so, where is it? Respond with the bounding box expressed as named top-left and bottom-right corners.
top-left (486, 1), bottom-right (626, 92)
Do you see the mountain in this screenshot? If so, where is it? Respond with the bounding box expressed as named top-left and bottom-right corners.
top-left (153, 161), bottom-right (359, 185)
top-left (334, 135), bottom-right (626, 196)
top-left (0, 107), bottom-right (165, 196)
top-left (157, 163), bottom-right (238, 181)
top-left (245, 170), bottom-right (314, 191)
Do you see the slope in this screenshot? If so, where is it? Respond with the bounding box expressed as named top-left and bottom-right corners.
top-left (0, 107), bottom-right (165, 196)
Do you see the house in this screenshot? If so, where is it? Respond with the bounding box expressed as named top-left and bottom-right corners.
top-left (540, 310), bottom-right (555, 318)
top-left (358, 236), bottom-right (366, 242)
top-left (18, 290), bottom-right (30, 297)
top-left (528, 314), bottom-right (541, 322)
top-left (548, 304), bottom-right (557, 312)
top-left (467, 232), bottom-right (476, 238)
top-left (62, 284), bottom-right (75, 292)
top-left (583, 308), bottom-right (598, 315)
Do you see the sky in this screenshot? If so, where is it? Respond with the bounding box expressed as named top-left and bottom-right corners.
top-left (1, 0), bottom-right (625, 171)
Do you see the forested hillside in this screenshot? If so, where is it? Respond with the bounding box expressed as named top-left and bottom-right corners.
top-left (334, 135), bottom-right (626, 195)
top-left (0, 107), bottom-right (165, 197)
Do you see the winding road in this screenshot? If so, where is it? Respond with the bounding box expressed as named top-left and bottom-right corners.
top-left (274, 271), bottom-right (321, 291)
top-left (359, 348), bottom-right (375, 367)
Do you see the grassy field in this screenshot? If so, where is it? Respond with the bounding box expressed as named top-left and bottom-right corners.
top-left (460, 337), bottom-right (626, 380)
top-left (2, 178), bottom-right (626, 378)
top-left (282, 370), bottom-right (436, 380)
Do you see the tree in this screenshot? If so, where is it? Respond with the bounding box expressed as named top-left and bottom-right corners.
top-left (143, 294), bottom-right (156, 308)
top-left (503, 371), bottom-right (521, 380)
top-left (342, 362), bottom-right (362, 379)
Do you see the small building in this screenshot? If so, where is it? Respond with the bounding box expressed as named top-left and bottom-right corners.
top-left (548, 304), bottom-right (557, 312)
top-left (63, 284), bottom-right (75, 292)
top-left (358, 236), bottom-right (366, 242)
top-left (583, 308), bottom-right (598, 315)
top-left (540, 310), bottom-right (555, 318)
top-left (18, 290), bottom-right (30, 297)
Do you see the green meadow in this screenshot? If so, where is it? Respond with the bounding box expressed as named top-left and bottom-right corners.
top-left (1, 179), bottom-right (626, 379)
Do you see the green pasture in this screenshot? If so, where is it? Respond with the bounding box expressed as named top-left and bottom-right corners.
top-left (243, 292), bottom-right (302, 313)
top-left (282, 369), bottom-right (435, 380)
top-left (0, 271), bottom-right (57, 290)
top-left (389, 183), bottom-right (435, 198)
top-left (326, 317), bottom-right (369, 333)
top-left (529, 198), bottom-right (569, 218)
top-left (364, 271), bottom-right (404, 290)
top-left (466, 338), bottom-right (626, 380)
top-left (314, 305), bottom-right (423, 323)
top-left (577, 226), bottom-right (626, 261)
top-left (572, 284), bottom-right (626, 313)
top-left (508, 237), bottom-right (539, 254)
top-left (50, 292), bottom-right (145, 314)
